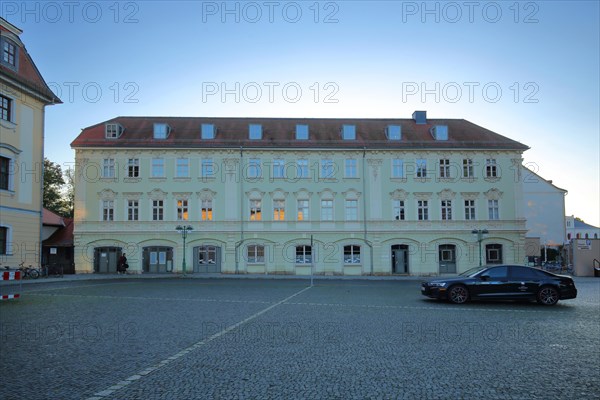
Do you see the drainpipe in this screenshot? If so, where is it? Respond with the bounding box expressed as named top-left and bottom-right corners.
top-left (236, 146), bottom-right (244, 273)
top-left (362, 147), bottom-right (373, 274)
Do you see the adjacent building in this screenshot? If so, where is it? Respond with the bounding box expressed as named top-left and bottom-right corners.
top-left (71, 112), bottom-right (530, 275)
top-left (566, 216), bottom-right (600, 241)
top-left (0, 18), bottom-right (61, 267)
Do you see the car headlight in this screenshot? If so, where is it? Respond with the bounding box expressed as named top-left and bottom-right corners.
top-left (429, 282), bottom-right (447, 287)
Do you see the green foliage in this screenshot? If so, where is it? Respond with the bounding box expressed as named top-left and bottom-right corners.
top-left (43, 158), bottom-right (73, 218)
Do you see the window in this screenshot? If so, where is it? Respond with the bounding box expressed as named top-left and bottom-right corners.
top-left (488, 200), bottom-right (499, 220)
top-left (102, 200), bottom-right (114, 221)
top-left (102, 158), bottom-right (115, 178)
top-left (481, 266), bottom-right (508, 279)
top-left (486, 159), bottom-right (498, 178)
top-left (441, 200), bottom-right (452, 220)
top-left (249, 124), bottom-right (262, 139)
top-left (247, 245), bottom-right (265, 263)
top-left (250, 199), bottom-right (262, 221)
top-left (127, 200), bottom-right (139, 221)
top-left (511, 266), bottom-right (547, 280)
top-left (201, 199), bottom-right (213, 221)
top-left (248, 158), bottom-right (261, 178)
top-left (177, 199), bottom-right (189, 221)
top-left (464, 200), bottom-right (476, 220)
top-left (416, 159), bottom-right (427, 178)
top-left (486, 244), bottom-right (503, 264)
top-left (393, 200), bottom-right (405, 220)
top-left (345, 199), bottom-right (358, 221)
top-left (439, 159), bottom-right (450, 178)
top-left (463, 159), bottom-right (474, 178)
top-left (297, 159), bottom-right (309, 178)
top-left (154, 123), bottom-right (170, 139)
top-left (105, 123), bottom-right (123, 139)
top-left (2, 39), bottom-right (17, 67)
top-left (417, 200), bottom-right (429, 221)
top-left (0, 226), bottom-right (8, 255)
top-left (296, 245), bottom-right (312, 264)
top-left (1, 94), bottom-right (13, 122)
top-left (392, 159), bottom-right (404, 178)
top-left (0, 156), bottom-right (11, 190)
top-left (201, 158), bottom-right (214, 178)
top-left (273, 199), bottom-right (285, 220)
top-left (321, 159), bottom-right (334, 179)
top-left (152, 158), bottom-right (165, 177)
top-left (344, 245), bottom-right (361, 264)
top-left (127, 158), bottom-right (139, 178)
top-left (272, 159), bottom-right (285, 179)
top-left (345, 159), bottom-right (357, 178)
top-left (296, 124), bottom-right (309, 140)
top-left (176, 158), bottom-right (190, 178)
top-left (152, 200), bottom-right (164, 221)
top-left (201, 124), bottom-right (215, 139)
top-left (342, 125), bottom-right (356, 140)
top-left (386, 125), bottom-right (401, 140)
top-left (297, 199), bottom-right (309, 221)
top-left (321, 199), bottom-right (333, 221)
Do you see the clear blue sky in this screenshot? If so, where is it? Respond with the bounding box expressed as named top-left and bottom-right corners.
top-left (3, 0), bottom-right (599, 226)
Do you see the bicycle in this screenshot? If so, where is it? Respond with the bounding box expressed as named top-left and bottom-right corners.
top-left (41, 264), bottom-right (64, 278)
top-left (17, 262), bottom-right (40, 279)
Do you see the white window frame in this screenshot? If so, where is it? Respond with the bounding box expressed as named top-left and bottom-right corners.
top-left (345, 199), bottom-right (358, 221)
top-left (176, 199), bottom-right (189, 221)
top-left (344, 245), bottom-right (361, 264)
top-left (439, 159), bottom-right (450, 178)
top-left (247, 245), bottom-right (265, 264)
top-left (273, 199), bottom-right (285, 221)
top-left (153, 123), bottom-right (170, 139)
top-left (201, 158), bottom-right (214, 178)
top-left (321, 159), bottom-right (334, 179)
top-left (152, 158), bottom-right (165, 178)
top-left (393, 199), bottom-right (405, 220)
top-left (127, 200), bottom-right (139, 221)
top-left (345, 159), bottom-right (357, 178)
top-left (272, 158), bottom-right (285, 179)
top-left (441, 200), bottom-right (452, 221)
top-left (152, 200), bottom-right (164, 221)
top-left (417, 200), bottom-right (429, 221)
top-left (250, 199), bottom-right (262, 221)
top-left (321, 199), bottom-right (333, 221)
top-left (176, 158), bottom-right (190, 178)
top-left (392, 159), bottom-right (404, 178)
top-left (416, 159), bottom-right (427, 178)
top-left (0, 155), bottom-right (14, 192)
top-left (127, 158), bottom-right (139, 178)
top-left (296, 124), bottom-right (309, 140)
top-left (102, 200), bottom-right (114, 221)
top-left (463, 158), bottom-right (474, 178)
top-left (465, 200), bottom-right (476, 220)
top-left (488, 199), bottom-right (500, 220)
top-left (248, 158), bottom-right (261, 179)
top-left (201, 199), bottom-right (213, 221)
top-left (102, 158), bottom-right (115, 178)
top-left (486, 159), bottom-right (498, 178)
top-left (297, 199), bottom-right (309, 221)
top-left (297, 159), bottom-right (309, 178)
top-left (295, 245), bottom-right (312, 264)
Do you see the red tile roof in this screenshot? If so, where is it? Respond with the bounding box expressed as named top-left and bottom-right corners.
top-left (42, 218), bottom-right (73, 247)
top-left (0, 18), bottom-right (62, 104)
top-left (42, 208), bottom-right (65, 227)
top-left (71, 116), bottom-right (529, 151)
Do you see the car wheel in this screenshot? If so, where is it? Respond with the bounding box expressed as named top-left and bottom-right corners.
top-left (448, 285), bottom-right (469, 304)
top-left (537, 286), bottom-right (559, 306)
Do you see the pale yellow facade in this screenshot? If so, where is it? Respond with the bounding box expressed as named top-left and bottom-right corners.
top-left (73, 140), bottom-right (528, 275)
top-left (0, 18), bottom-right (60, 267)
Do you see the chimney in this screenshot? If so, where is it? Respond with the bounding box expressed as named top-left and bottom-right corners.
top-left (412, 111), bottom-right (427, 124)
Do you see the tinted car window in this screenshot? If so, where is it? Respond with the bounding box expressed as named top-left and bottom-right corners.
top-left (511, 266), bottom-right (547, 280)
top-left (482, 266), bottom-right (508, 279)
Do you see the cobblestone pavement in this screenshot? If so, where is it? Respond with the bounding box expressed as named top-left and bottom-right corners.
top-left (0, 277), bottom-right (598, 399)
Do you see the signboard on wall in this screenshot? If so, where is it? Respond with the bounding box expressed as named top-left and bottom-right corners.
top-left (577, 239), bottom-right (592, 250)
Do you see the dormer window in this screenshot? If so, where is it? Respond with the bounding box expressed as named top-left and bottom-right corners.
top-left (105, 123), bottom-right (123, 139)
top-left (430, 125), bottom-right (448, 141)
top-left (1, 37), bottom-right (18, 69)
top-left (386, 125), bottom-right (402, 140)
top-left (249, 124), bottom-right (262, 140)
top-left (342, 125), bottom-right (356, 140)
top-left (201, 124), bottom-right (215, 139)
top-left (154, 123), bottom-right (170, 139)
top-left (296, 124), bottom-right (309, 140)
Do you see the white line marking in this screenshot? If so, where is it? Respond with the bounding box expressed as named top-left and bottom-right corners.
top-left (29, 293), bottom-right (272, 305)
top-left (85, 285), bottom-right (312, 400)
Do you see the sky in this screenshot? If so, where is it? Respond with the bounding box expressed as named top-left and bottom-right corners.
top-left (2, 0), bottom-right (599, 226)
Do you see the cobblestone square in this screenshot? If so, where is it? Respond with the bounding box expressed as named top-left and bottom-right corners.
top-left (1, 277), bottom-right (599, 399)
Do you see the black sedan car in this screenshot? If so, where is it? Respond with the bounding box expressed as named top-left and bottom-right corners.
top-left (421, 265), bottom-right (577, 306)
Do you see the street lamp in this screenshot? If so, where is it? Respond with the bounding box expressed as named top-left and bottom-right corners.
top-left (175, 225), bottom-right (193, 275)
top-left (471, 229), bottom-right (489, 266)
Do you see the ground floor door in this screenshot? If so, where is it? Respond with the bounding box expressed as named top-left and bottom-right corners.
top-left (194, 245), bottom-right (221, 273)
top-left (439, 244), bottom-right (457, 274)
top-left (143, 247), bottom-right (173, 273)
top-left (391, 245), bottom-right (409, 274)
top-left (94, 247), bottom-right (121, 273)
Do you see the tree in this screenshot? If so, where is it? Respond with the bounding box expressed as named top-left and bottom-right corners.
top-left (43, 158), bottom-right (68, 217)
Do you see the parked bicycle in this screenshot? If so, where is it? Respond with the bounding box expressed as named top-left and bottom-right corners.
top-left (40, 264), bottom-right (64, 278)
top-left (18, 262), bottom-right (40, 279)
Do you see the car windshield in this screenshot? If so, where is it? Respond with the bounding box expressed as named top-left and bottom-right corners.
top-left (459, 266), bottom-right (488, 277)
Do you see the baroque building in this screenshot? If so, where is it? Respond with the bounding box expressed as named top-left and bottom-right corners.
top-left (0, 18), bottom-right (61, 267)
top-left (71, 111), bottom-right (529, 275)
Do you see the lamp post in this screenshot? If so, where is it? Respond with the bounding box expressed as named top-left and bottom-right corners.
top-left (471, 229), bottom-right (489, 266)
top-left (175, 225), bottom-right (193, 275)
